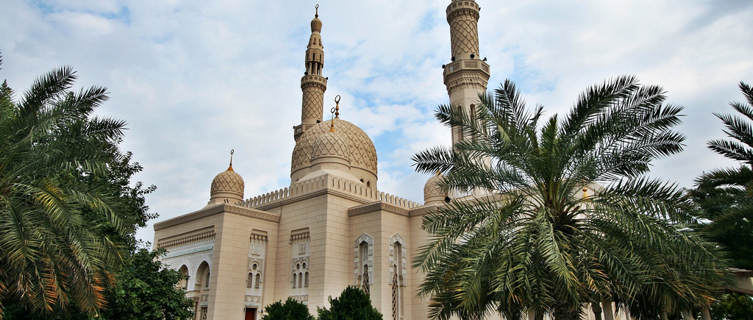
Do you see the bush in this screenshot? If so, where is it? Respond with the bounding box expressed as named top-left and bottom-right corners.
top-left (317, 286), bottom-right (382, 320)
top-left (262, 298), bottom-right (314, 320)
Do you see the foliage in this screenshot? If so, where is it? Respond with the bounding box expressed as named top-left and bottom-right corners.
top-left (262, 297), bottom-right (315, 320)
top-left (0, 59), bottom-right (128, 315)
top-left (1, 247), bottom-right (192, 320)
top-left (412, 77), bottom-right (728, 319)
top-left (317, 286), bottom-right (382, 320)
top-left (690, 81), bottom-right (753, 270)
top-left (97, 247), bottom-right (193, 320)
top-left (0, 57), bottom-right (171, 319)
top-left (710, 293), bottom-right (753, 320)
top-left (688, 82), bottom-right (753, 317)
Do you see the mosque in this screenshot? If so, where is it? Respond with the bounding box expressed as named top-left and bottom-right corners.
top-left (150, 1), bottom-right (638, 319)
top-left (151, 1), bottom-right (489, 319)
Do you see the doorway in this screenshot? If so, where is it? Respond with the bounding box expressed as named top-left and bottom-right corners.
top-left (244, 308), bottom-right (257, 320)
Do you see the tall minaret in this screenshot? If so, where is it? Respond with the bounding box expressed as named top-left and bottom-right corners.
top-left (443, 0), bottom-right (490, 146)
top-left (294, 5), bottom-right (328, 142)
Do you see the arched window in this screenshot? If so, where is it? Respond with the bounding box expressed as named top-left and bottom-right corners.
top-left (196, 261), bottom-right (210, 290)
top-left (304, 272), bottom-right (309, 288)
top-left (247, 272), bottom-right (253, 288)
top-left (390, 235), bottom-right (407, 320)
top-left (354, 234), bottom-right (374, 293)
top-left (293, 273), bottom-right (297, 289)
top-left (255, 273), bottom-right (261, 289)
top-left (298, 272), bottom-right (303, 288)
top-left (178, 265), bottom-right (188, 290)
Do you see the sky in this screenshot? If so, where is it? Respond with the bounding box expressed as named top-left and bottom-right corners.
top-left (2, 0), bottom-right (752, 243)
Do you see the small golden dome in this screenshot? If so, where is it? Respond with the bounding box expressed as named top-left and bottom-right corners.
top-left (424, 173), bottom-right (446, 205)
top-left (311, 5), bottom-right (322, 33)
top-left (209, 166), bottom-right (244, 204)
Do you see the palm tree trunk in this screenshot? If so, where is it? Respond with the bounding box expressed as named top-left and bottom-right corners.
top-left (526, 309), bottom-right (544, 320)
top-left (601, 300), bottom-right (614, 320)
top-left (702, 307), bottom-right (712, 320)
top-left (591, 302), bottom-right (603, 320)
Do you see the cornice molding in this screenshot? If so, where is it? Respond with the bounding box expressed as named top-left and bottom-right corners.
top-left (154, 203), bottom-right (280, 231)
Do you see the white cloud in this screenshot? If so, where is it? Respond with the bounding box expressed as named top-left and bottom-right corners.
top-left (1, 0), bottom-right (751, 243)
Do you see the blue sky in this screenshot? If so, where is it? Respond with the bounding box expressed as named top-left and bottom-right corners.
top-left (2, 0), bottom-right (752, 243)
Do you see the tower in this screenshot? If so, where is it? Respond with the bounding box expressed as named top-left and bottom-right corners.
top-left (443, 0), bottom-right (490, 146)
top-left (294, 5), bottom-right (328, 142)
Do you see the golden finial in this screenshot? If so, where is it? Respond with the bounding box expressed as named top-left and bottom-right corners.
top-left (329, 95), bottom-right (341, 132)
top-left (228, 149), bottom-right (235, 171)
top-left (582, 187), bottom-right (588, 199)
top-left (315, 3), bottom-right (319, 18)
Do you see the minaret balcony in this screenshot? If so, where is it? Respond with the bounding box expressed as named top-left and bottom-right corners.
top-left (443, 59), bottom-right (490, 78)
top-left (300, 74), bottom-right (328, 88)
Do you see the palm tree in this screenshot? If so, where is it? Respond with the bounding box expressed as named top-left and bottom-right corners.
top-left (412, 76), bottom-right (727, 319)
top-left (690, 82), bottom-right (753, 270)
top-left (687, 82), bottom-right (753, 319)
top-left (0, 62), bottom-right (128, 316)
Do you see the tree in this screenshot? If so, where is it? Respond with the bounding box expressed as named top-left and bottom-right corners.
top-left (0, 57), bottom-right (174, 319)
top-left (262, 298), bottom-right (314, 320)
top-left (2, 247), bottom-right (193, 320)
top-left (412, 77), bottom-right (728, 319)
top-left (97, 247), bottom-right (193, 320)
top-left (317, 286), bottom-right (382, 320)
top-left (690, 81), bottom-right (753, 270)
top-left (689, 82), bottom-right (753, 318)
top-left (0, 59), bottom-right (132, 315)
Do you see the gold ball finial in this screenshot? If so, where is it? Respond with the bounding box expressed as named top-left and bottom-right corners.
top-left (315, 3), bottom-right (319, 18)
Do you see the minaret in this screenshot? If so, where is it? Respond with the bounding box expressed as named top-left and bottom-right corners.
top-left (294, 4), bottom-right (328, 142)
top-left (443, 0), bottom-right (490, 146)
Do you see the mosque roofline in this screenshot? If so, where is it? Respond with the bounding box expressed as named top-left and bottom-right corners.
top-left (154, 202), bottom-right (280, 231)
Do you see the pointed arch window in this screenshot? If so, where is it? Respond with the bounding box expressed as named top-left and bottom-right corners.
top-left (390, 234), bottom-right (407, 320)
top-left (353, 234), bottom-right (374, 293)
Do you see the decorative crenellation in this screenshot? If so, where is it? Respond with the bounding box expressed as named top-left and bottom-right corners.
top-left (158, 230), bottom-right (215, 248)
top-left (243, 174), bottom-right (420, 210)
top-left (290, 228), bottom-right (311, 242)
top-left (250, 233), bottom-right (268, 242)
top-left (289, 295), bottom-right (308, 304)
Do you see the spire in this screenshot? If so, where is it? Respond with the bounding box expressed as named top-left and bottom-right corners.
top-left (329, 95), bottom-right (341, 132)
top-left (294, 3), bottom-right (328, 141)
top-left (228, 149), bottom-right (234, 171)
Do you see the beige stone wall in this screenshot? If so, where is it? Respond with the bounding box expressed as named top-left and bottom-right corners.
top-left (270, 193), bottom-right (327, 314)
top-left (349, 211), bottom-right (383, 307)
top-left (409, 211), bottom-right (432, 320)
top-left (207, 210), bottom-right (280, 319)
top-left (321, 195), bottom-right (364, 308)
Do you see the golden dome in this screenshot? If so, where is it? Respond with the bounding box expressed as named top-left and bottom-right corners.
top-left (311, 130), bottom-right (350, 161)
top-left (292, 119), bottom-right (377, 177)
top-left (209, 166), bottom-right (244, 204)
top-left (424, 173), bottom-right (446, 205)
